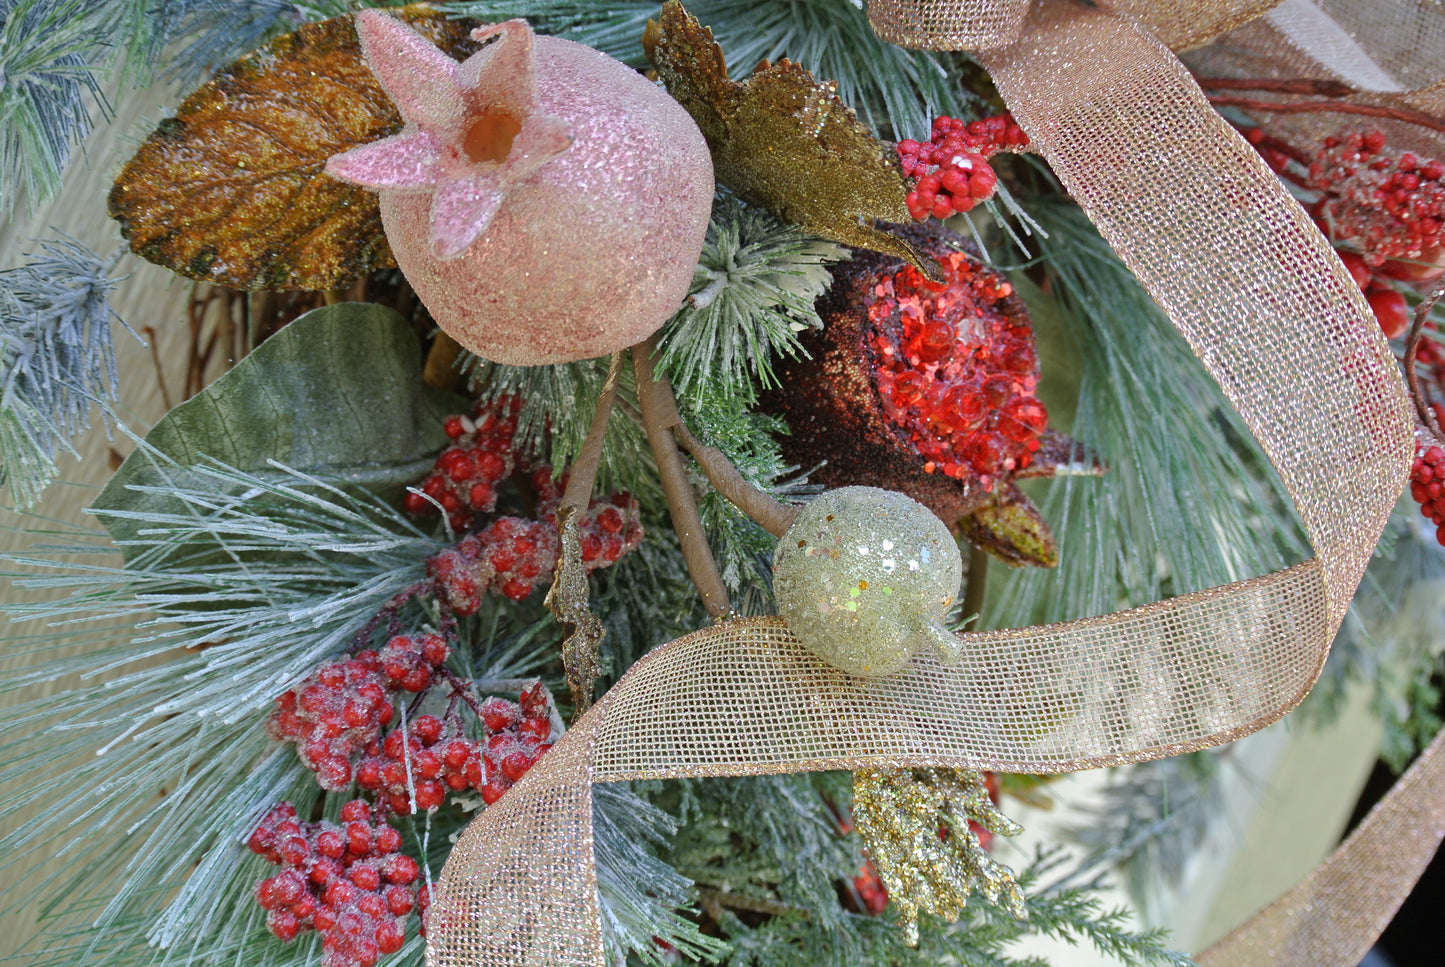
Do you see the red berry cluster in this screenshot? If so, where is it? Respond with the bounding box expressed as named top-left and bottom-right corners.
top-left (896, 113), bottom-right (1029, 221)
top-left (427, 467), bottom-right (644, 615)
top-left (476, 683), bottom-right (556, 804)
top-left (867, 250), bottom-right (1046, 489)
top-left (353, 682), bottom-right (555, 813)
top-left (268, 634), bottom-right (449, 791)
top-left (1410, 444), bottom-right (1445, 547)
top-left (403, 400), bottom-right (519, 532)
top-left (1308, 131), bottom-right (1444, 271)
top-left (247, 800), bottom-right (421, 967)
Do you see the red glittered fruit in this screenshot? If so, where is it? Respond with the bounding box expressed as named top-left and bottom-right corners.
top-left (760, 221), bottom-right (1081, 566)
top-left (327, 12), bottom-right (713, 365)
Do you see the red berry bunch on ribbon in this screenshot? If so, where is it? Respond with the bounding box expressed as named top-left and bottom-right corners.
top-left (403, 399), bottom-right (520, 532)
top-left (267, 634), bottom-right (448, 791)
top-left (426, 468), bottom-right (644, 615)
top-left (248, 800), bottom-right (421, 967)
top-left (896, 113), bottom-right (1028, 221)
top-left (1309, 131), bottom-right (1444, 271)
top-left (869, 250), bottom-right (1047, 488)
top-left (1410, 444), bottom-right (1445, 547)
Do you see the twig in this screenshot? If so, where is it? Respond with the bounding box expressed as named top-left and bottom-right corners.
top-left (695, 887), bottom-right (809, 921)
top-left (559, 352), bottom-right (623, 517)
top-left (140, 326), bottom-right (172, 412)
top-left (1206, 94), bottom-right (1445, 135)
top-left (1195, 76), bottom-right (1356, 98)
top-left (423, 330), bottom-right (466, 392)
top-left (959, 544), bottom-right (989, 632)
top-left (671, 420), bottom-right (799, 537)
top-left (1404, 278), bottom-right (1445, 441)
top-left (548, 353), bottom-right (622, 719)
top-left (632, 337), bottom-right (732, 619)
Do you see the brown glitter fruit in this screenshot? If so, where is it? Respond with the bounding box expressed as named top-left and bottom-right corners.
top-left (761, 220), bottom-right (1073, 567)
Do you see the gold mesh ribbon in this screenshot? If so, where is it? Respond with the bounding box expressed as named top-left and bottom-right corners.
top-left (427, 3), bottom-right (1438, 965)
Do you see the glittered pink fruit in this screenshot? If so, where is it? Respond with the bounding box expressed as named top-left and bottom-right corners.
top-left (327, 11), bottom-right (714, 365)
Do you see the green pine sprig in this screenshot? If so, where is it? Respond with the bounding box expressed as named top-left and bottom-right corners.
top-left (0, 239), bottom-right (128, 507)
top-left (654, 194), bottom-right (847, 406)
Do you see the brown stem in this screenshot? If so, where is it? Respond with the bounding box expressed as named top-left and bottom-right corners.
top-left (695, 888), bottom-right (808, 920)
top-left (423, 330), bottom-right (466, 392)
top-left (1404, 278), bottom-right (1445, 442)
top-left (1196, 76), bottom-right (1357, 98)
top-left (632, 338), bottom-right (732, 619)
top-left (671, 421), bottom-right (799, 538)
top-left (559, 352), bottom-right (624, 518)
top-left (959, 543), bottom-right (989, 632)
top-left (1206, 94), bottom-right (1445, 135)
top-left (141, 326), bottom-right (173, 412)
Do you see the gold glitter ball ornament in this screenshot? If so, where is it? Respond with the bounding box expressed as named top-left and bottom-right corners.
top-left (773, 486), bottom-right (963, 677)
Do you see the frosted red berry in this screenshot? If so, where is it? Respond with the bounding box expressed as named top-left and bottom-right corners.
top-left (248, 799), bottom-right (422, 967)
top-left (1412, 443), bottom-right (1445, 546)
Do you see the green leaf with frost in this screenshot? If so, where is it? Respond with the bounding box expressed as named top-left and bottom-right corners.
top-left (92, 303), bottom-right (465, 560)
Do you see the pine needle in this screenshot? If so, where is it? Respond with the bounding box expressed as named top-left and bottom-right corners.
top-left (654, 194), bottom-right (846, 406)
top-left (0, 239), bottom-right (128, 507)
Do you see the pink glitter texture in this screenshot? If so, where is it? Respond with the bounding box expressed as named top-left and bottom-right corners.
top-left (326, 11), bottom-right (714, 365)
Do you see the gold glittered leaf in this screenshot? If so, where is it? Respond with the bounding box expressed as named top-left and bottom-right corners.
top-left (644, 1), bottom-right (940, 281)
top-left (108, 7), bottom-right (480, 291)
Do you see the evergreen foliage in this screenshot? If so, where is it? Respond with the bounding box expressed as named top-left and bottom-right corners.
top-left (463, 354), bottom-right (658, 500)
top-left (0, 238), bottom-right (126, 507)
top-left (1054, 755), bottom-right (1224, 913)
top-left (0, 0), bottom-right (107, 216)
top-left (654, 194), bottom-right (846, 405)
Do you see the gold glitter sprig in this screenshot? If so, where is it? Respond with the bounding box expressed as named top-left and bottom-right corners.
top-left (852, 766), bottom-right (1026, 946)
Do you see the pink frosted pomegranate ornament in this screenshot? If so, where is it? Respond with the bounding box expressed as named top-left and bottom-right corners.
top-left (326, 10), bottom-right (714, 365)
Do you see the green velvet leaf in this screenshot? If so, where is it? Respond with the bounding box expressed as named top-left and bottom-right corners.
top-left (92, 303), bottom-right (464, 560)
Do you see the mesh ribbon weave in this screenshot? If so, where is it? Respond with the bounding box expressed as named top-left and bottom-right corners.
top-left (428, 3), bottom-right (1436, 965)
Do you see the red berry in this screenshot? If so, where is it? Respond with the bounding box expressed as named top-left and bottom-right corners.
top-left (374, 825), bottom-right (402, 854)
top-left (376, 921), bottom-right (405, 955)
top-left (1366, 286), bottom-right (1410, 339)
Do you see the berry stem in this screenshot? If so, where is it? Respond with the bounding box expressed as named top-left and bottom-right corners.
top-left (1405, 278), bottom-right (1445, 442)
top-left (438, 666), bottom-right (487, 722)
top-left (671, 420), bottom-right (799, 538)
top-left (1205, 94), bottom-right (1445, 135)
top-left (632, 336), bottom-right (733, 619)
top-left (558, 352), bottom-right (623, 518)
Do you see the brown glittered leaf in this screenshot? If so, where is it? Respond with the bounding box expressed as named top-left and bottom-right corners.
top-left (108, 6), bottom-right (480, 291)
top-left (643, 1), bottom-right (940, 281)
